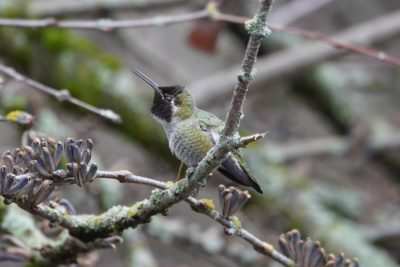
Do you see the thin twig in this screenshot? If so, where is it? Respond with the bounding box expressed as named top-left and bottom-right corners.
top-left (216, 13), bottom-right (400, 67)
top-left (237, 132), bottom-right (267, 148)
top-left (28, 0), bottom-right (187, 16)
top-left (0, 11), bottom-right (208, 31)
top-left (0, 63), bottom-right (122, 123)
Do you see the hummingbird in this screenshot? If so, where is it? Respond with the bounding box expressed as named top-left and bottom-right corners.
top-left (132, 70), bottom-right (263, 193)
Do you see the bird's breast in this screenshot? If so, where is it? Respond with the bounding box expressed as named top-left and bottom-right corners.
top-left (167, 121), bottom-right (213, 166)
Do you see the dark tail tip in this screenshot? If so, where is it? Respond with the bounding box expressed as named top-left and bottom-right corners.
top-left (252, 182), bottom-right (263, 194)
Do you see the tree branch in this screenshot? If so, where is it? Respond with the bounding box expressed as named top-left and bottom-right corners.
top-left (215, 13), bottom-right (400, 67)
top-left (237, 132), bottom-right (267, 148)
top-left (0, 63), bottom-right (122, 123)
top-left (27, 0), bottom-right (186, 16)
top-left (78, 170), bottom-right (296, 266)
top-left (0, 11), bottom-right (208, 31)
top-left (223, 0), bottom-right (274, 136)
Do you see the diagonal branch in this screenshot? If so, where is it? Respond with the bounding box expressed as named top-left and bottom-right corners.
top-left (0, 63), bottom-right (122, 123)
top-left (215, 12), bottom-right (400, 67)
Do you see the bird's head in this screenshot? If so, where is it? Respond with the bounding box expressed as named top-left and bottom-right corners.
top-left (133, 70), bottom-right (195, 123)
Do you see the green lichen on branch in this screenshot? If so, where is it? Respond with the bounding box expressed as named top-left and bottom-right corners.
top-left (244, 16), bottom-right (271, 37)
top-left (26, 175), bottom-right (198, 241)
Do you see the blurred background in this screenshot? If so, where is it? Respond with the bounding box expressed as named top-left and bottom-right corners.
top-left (1, 0), bottom-right (400, 266)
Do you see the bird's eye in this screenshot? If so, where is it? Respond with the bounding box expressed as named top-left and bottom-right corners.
top-left (165, 95), bottom-right (173, 102)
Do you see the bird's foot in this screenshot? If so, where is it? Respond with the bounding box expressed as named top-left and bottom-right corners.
top-left (175, 162), bottom-right (186, 182)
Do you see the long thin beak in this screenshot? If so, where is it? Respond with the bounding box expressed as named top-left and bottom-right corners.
top-left (132, 69), bottom-right (164, 99)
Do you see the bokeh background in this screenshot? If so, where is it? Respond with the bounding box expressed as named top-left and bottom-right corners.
top-left (1, 0), bottom-right (400, 266)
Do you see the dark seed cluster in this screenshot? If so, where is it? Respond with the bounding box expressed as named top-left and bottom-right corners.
top-left (218, 185), bottom-right (251, 219)
top-left (64, 138), bottom-right (98, 187)
top-left (279, 230), bottom-right (360, 267)
top-left (0, 134), bottom-right (97, 207)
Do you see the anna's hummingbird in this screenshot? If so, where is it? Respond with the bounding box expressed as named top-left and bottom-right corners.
top-left (133, 70), bottom-right (263, 193)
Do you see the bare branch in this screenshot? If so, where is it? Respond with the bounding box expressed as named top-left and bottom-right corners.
top-left (28, 0), bottom-right (187, 16)
top-left (216, 13), bottom-right (400, 67)
top-left (223, 0), bottom-right (274, 136)
top-left (95, 170), bottom-right (166, 188)
top-left (237, 132), bottom-right (267, 148)
top-left (0, 63), bottom-right (122, 123)
top-left (0, 11), bottom-right (208, 31)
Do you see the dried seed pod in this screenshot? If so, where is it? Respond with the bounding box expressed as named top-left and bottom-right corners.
top-left (31, 139), bottom-right (41, 153)
top-left (0, 166), bottom-right (7, 179)
top-left (81, 148), bottom-right (92, 164)
top-left (14, 149), bottom-right (25, 165)
top-left (86, 139), bottom-right (93, 150)
top-left (59, 198), bottom-right (76, 215)
top-left (64, 137), bottom-right (74, 147)
top-left (32, 180), bottom-right (54, 206)
top-left (326, 254), bottom-right (360, 267)
top-left (12, 166), bottom-right (20, 175)
top-left (1, 154), bottom-right (14, 171)
top-left (66, 144), bottom-right (82, 164)
top-left (7, 175), bottom-right (31, 194)
top-left (27, 179), bottom-right (43, 203)
top-left (218, 185), bottom-right (251, 218)
top-left (52, 142), bottom-right (64, 167)
top-left (278, 230), bottom-right (327, 267)
top-left (1, 173), bottom-right (16, 196)
top-left (86, 164), bottom-right (98, 183)
top-left (22, 146), bottom-right (35, 162)
top-left (69, 162), bottom-right (82, 186)
top-left (79, 161), bottom-right (88, 183)
top-left (39, 137), bottom-right (48, 148)
top-left (41, 147), bottom-right (55, 172)
top-left (93, 236), bottom-right (123, 249)
top-left (32, 160), bottom-right (51, 178)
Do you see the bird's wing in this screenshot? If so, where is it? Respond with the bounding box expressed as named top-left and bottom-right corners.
top-left (196, 109), bottom-right (224, 144)
top-left (195, 109), bottom-right (263, 193)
